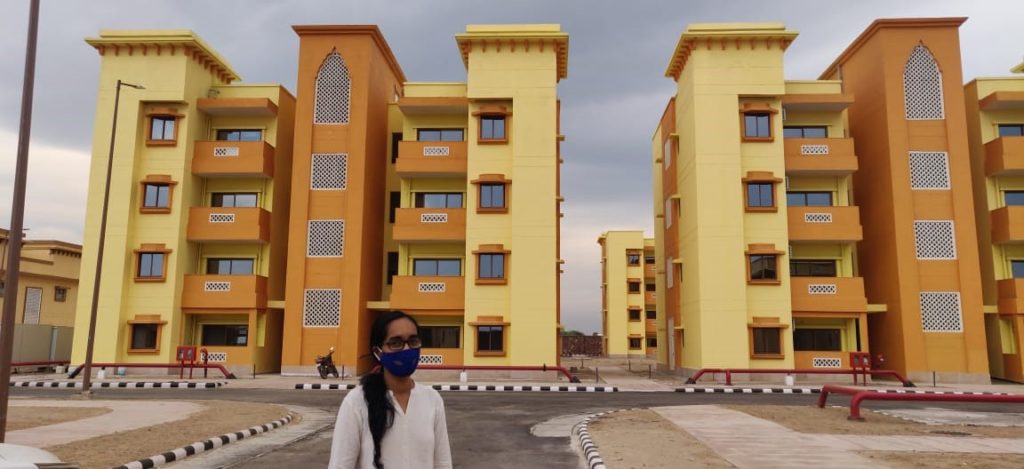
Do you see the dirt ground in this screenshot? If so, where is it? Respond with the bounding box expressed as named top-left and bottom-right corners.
top-left (7, 407), bottom-right (112, 431)
top-left (46, 400), bottom-right (292, 469)
top-left (863, 451), bottom-right (1024, 468)
top-left (587, 409), bottom-right (734, 468)
top-left (726, 405), bottom-right (1024, 438)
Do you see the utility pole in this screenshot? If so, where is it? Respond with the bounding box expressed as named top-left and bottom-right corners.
top-left (0, 0), bottom-right (40, 442)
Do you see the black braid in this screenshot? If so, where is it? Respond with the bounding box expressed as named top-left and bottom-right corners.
top-left (361, 310), bottom-right (418, 469)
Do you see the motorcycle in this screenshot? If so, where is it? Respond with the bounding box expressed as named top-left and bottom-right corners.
top-left (316, 346), bottom-right (339, 379)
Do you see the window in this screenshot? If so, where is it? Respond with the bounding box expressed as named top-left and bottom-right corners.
top-left (149, 116), bottom-right (177, 142)
top-left (645, 283), bottom-right (656, 292)
top-left (749, 255), bottom-right (778, 282)
top-left (130, 324), bottom-right (159, 351)
top-left (477, 326), bottom-right (504, 353)
top-left (413, 259), bottom-right (461, 277)
top-left (420, 326), bottom-right (460, 348)
top-left (746, 183), bottom-right (775, 209)
top-left (786, 192), bottom-right (832, 207)
top-left (480, 116), bottom-right (506, 141)
top-left (417, 129), bottom-right (464, 141)
top-left (903, 44), bottom-right (944, 120)
top-left (627, 253), bottom-right (641, 265)
top-left (629, 338), bottom-right (642, 349)
top-left (137, 252), bottom-right (166, 280)
top-left (54, 286), bottom-right (68, 302)
top-left (386, 252), bottom-right (398, 285)
top-left (479, 254), bottom-right (506, 280)
top-left (479, 184), bottom-right (506, 210)
top-left (391, 133), bottom-right (402, 164)
top-left (414, 193), bottom-right (463, 209)
top-left (743, 113), bottom-right (772, 139)
top-left (752, 328), bottom-right (782, 356)
top-left (629, 310), bottom-right (641, 321)
top-left (0, 281), bottom-right (4, 297)
top-left (206, 258), bottom-right (255, 275)
top-left (201, 324), bottom-right (248, 346)
top-left (794, 329), bottom-right (841, 351)
top-left (389, 192), bottom-right (400, 223)
top-left (1012, 260), bottom-right (1024, 279)
top-left (790, 260), bottom-right (837, 277)
top-left (1006, 191), bottom-right (1024, 206)
top-left (782, 126), bottom-right (827, 139)
top-left (663, 137), bottom-right (672, 168)
top-left (644, 255), bottom-right (655, 264)
top-left (647, 337), bottom-right (658, 348)
top-left (628, 281), bottom-right (641, 293)
top-left (314, 50), bottom-right (351, 124)
top-left (142, 184), bottom-right (170, 209)
top-left (216, 129), bottom-right (262, 141)
top-left (999, 124), bottom-right (1024, 137)
top-left (646, 310), bottom-right (656, 320)
top-left (211, 193), bottom-right (258, 208)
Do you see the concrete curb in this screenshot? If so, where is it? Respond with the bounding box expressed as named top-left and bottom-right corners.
top-left (674, 386), bottom-right (1013, 395)
top-left (571, 409), bottom-right (635, 469)
top-left (295, 383), bottom-right (618, 392)
top-left (114, 412), bottom-right (294, 469)
top-left (296, 383), bottom-right (357, 390)
top-left (11, 381), bottom-right (225, 389)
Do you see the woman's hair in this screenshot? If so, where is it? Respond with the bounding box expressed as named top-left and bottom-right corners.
top-left (360, 310), bottom-right (419, 469)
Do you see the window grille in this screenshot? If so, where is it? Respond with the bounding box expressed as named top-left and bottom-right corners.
top-left (420, 354), bottom-right (443, 365)
top-left (812, 358), bottom-right (842, 368)
top-left (420, 213), bottom-right (448, 223)
top-left (311, 153), bottom-right (348, 190)
top-left (205, 352), bottom-right (228, 363)
top-left (213, 147), bottom-right (239, 157)
top-left (807, 284), bottom-right (837, 295)
top-left (914, 221), bottom-right (956, 259)
top-left (800, 145), bottom-right (829, 155)
top-left (204, 281), bottom-right (231, 292)
top-left (314, 50), bottom-right (351, 124)
top-left (418, 282), bottom-right (446, 293)
top-left (209, 213), bottom-right (236, 223)
top-left (23, 287), bottom-right (41, 325)
top-left (303, 289), bottom-right (341, 327)
top-left (804, 213), bottom-right (833, 223)
top-left (908, 151), bottom-right (950, 189)
top-left (664, 199), bottom-right (672, 228)
top-left (666, 257), bottom-right (674, 288)
top-left (919, 292), bottom-right (963, 332)
top-left (308, 220), bottom-right (345, 257)
top-left (904, 44), bottom-right (944, 120)
top-left (423, 146), bottom-right (450, 157)
top-left (663, 138), bottom-right (672, 168)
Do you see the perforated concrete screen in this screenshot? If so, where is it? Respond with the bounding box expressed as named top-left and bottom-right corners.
top-left (303, 289), bottom-right (341, 327)
top-left (914, 221), bottom-right (956, 259)
top-left (909, 151), bottom-right (950, 189)
top-left (307, 220), bottom-right (344, 257)
top-left (919, 292), bottom-right (963, 332)
top-left (314, 51), bottom-right (351, 124)
top-left (904, 44), bottom-right (944, 120)
top-left (311, 153), bottom-right (348, 190)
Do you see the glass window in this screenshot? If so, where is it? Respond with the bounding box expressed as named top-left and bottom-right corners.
top-left (477, 326), bottom-right (504, 352)
top-left (480, 184), bottom-right (506, 209)
top-left (137, 252), bottom-right (165, 279)
top-left (790, 260), bottom-right (838, 277)
top-left (143, 184), bottom-right (170, 209)
top-left (627, 253), bottom-right (641, 265)
top-left (629, 310), bottom-right (641, 321)
top-left (628, 338), bottom-right (642, 349)
top-left (206, 258), bottom-right (255, 275)
top-left (794, 329), bottom-right (842, 351)
top-left (998, 124), bottom-right (1024, 137)
top-left (647, 337), bottom-right (657, 348)
top-left (747, 183), bottom-right (774, 208)
top-left (1005, 191), bottom-right (1024, 206)
top-left (481, 116), bottom-right (506, 140)
top-left (749, 255), bottom-right (778, 281)
top-left (201, 324), bottom-right (249, 346)
top-left (386, 252), bottom-right (398, 285)
top-left (54, 287), bottom-right (68, 302)
top-left (628, 281), bottom-right (641, 293)
top-left (130, 324), bottom-right (159, 350)
top-left (414, 193), bottom-right (463, 209)
top-left (211, 193), bottom-right (258, 208)
top-left (150, 116), bottom-right (176, 141)
top-left (645, 283), bottom-right (655, 292)
top-left (479, 254), bottom-right (505, 279)
top-left (1012, 260), bottom-right (1024, 279)
top-left (417, 129), bottom-right (464, 141)
top-left (412, 259), bottom-right (462, 277)
top-left (644, 255), bottom-right (656, 264)
top-left (782, 126), bottom-right (828, 138)
top-left (389, 191), bottom-right (400, 223)
top-left (215, 129), bottom-right (263, 141)
top-left (787, 192), bottom-right (832, 207)
top-left (646, 310), bottom-right (656, 320)
top-left (743, 113), bottom-right (771, 139)
top-left (752, 328), bottom-right (781, 355)
top-left (391, 133), bottom-right (402, 164)
top-left (420, 326), bottom-right (460, 348)
top-left (0, 281), bottom-right (4, 297)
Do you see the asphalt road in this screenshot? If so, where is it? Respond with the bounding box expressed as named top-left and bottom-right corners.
top-left (12, 387), bottom-right (1021, 468)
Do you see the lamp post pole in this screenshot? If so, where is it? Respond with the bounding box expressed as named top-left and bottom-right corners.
top-left (80, 79), bottom-right (143, 396)
top-left (0, 0), bottom-right (40, 442)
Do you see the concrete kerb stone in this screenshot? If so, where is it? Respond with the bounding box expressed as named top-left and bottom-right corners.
top-left (571, 409), bottom-right (639, 469)
top-left (114, 412), bottom-right (295, 469)
top-left (11, 381), bottom-right (225, 389)
top-left (674, 386), bottom-right (1016, 395)
top-left (295, 383), bottom-right (618, 392)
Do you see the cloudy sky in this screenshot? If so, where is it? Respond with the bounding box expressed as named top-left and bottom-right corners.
top-left (1, 0), bottom-right (1022, 334)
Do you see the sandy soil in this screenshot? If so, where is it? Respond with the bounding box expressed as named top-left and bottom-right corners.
top-left (46, 400), bottom-right (292, 469)
top-left (7, 407), bottom-right (112, 431)
top-left (587, 409), bottom-right (734, 468)
top-left (726, 405), bottom-right (1024, 438)
top-left (863, 451), bottom-right (1024, 468)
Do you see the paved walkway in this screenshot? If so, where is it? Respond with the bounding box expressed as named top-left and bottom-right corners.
top-left (8, 399), bottom-right (203, 447)
top-left (592, 365), bottom-right (674, 392)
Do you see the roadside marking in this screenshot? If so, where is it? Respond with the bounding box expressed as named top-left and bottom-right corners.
top-left (11, 381), bottom-right (224, 389)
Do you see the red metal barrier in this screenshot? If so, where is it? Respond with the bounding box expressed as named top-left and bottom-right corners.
top-left (12, 360), bottom-right (70, 368)
top-left (417, 364), bottom-right (577, 381)
top-left (685, 367), bottom-right (914, 387)
top-left (818, 384), bottom-right (1024, 420)
top-left (66, 362), bottom-right (236, 379)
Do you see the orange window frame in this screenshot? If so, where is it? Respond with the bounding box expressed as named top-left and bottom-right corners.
top-left (127, 314), bottom-right (167, 354)
top-left (145, 107), bottom-right (184, 147)
top-left (473, 105), bottom-right (511, 144)
top-left (739, 103), bottom-right (778, 142)
top-left (745, 243), bottom-right (784, 285)
top-left (139, 174), bottom-right (178, 214)
top-left (470, 317), bottom-right (509, 357)
top-left (133, 244), bottom-right (172, 283)
top-left (741, 171), bottom-right (783, 213)
top-left (471, 174), bottom-right (511, 214)
top-left (473, 244), bottom-right (510, 285)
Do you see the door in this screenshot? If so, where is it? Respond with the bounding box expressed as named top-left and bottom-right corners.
top-left (23, 287), bottom-right (42, 324)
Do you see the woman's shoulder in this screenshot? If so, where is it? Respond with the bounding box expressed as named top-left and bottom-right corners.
top-left (414, 382), bottom-right (445, 404)
top-left (340, 385), bottom-right (367, 409)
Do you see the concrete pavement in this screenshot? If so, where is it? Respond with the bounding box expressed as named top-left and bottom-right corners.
top-left (7, 399), bottom-right (203, 447)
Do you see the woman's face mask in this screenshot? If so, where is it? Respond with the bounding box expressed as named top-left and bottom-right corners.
top-left (376, 347), bottom-right (421, 377)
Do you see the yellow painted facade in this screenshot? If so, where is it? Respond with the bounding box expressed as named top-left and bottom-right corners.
top-left (0, 229), bottom-right (81, 328)
top-left (598, 232), bottom-right (656, 357)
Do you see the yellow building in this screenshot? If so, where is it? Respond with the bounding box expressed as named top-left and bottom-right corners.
top-left (598, 231), bottom-right (656, 358)
top-left (652, 23), bottom-right (868, 374)
top-left (965, 60), bottom-right (1024, 383)
top-left (1, 229), bottom-right (82, 328)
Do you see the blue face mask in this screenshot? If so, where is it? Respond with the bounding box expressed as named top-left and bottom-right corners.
top-left (378, 347), bottom-right (421, 377)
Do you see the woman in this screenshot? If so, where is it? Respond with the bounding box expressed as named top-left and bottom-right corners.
top-left (328, 311), bottom-right (452, 469)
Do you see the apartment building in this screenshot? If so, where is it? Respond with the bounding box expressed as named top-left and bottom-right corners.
top-left (1, 229), bottom-right (82, 328)
top-left (965, 60), bottom-right (1024, 383)
top-left (598, 231), bottom-right (656, 358)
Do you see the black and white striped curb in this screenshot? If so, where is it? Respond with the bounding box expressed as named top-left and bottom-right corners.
top-left (296, 383), bottom-right (357, 390)
top-left (866, 388), bottom-right (1011, 396)
top-left (676, 387), bottom-right (819, 394)
top-left (12, 381), bottom-right (224, 389)
top-left (572, 409), bottom-right (638, 469)
top-left (115, 413), bottom-right (294, 469)
top-left (296, 383), bottom-right (618, 392)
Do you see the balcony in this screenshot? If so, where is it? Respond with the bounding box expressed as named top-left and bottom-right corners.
top-left (395, 141), bottom-right (468, 178)
top-left (192, 140), bottom-right (275, 178)
top-left (187, 207), bottom-right (271, 243)
top-left (181, 274), bottom-right (268, 309)
top-left (985, 136), bottom-right (1024, 176)
top-left (390, 276), bottom-right (465, 311)
top-left (783, 138), bottom-right (858, 175)
top-left (393, 208), bottom-right (466, 243)
top-left (991, 206), bottom-right (1024, 244)
top-left (645, 291), bottom-right (656, 305)
top-left (790, 276), bottom-right (867, 313)
top-left (788, 206), bottom-right (863, 243)
top-left (644, 263), bottom-right (657, 279)
top-left (645, 319), bottom-right (657, 335)
top-left (998, 279), bottom-right (1024, 314)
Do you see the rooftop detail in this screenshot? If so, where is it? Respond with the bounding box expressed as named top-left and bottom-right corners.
top-left (819, 17), bottom-right (967, 80)
top-left (455, 24), bottom-right (569, 81)
top-left (664, 23), bottom-right (798, 80)
top-left (292, 25), bottom-right (407, 83)
top-left (86, 30), bottom-right (241, 84)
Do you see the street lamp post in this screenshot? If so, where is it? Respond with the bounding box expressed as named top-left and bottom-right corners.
top-left (80, 79), bottom-right (143, 396)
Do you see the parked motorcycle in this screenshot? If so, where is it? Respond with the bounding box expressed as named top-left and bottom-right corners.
top-left (316, 347), bottom-right (339, 379)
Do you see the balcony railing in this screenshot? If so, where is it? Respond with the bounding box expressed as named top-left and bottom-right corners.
top-left (192, 140), bottom-right (275, 178)
top-left (645, 291), bottom-right (656, 305)
top-left (985, 136), bottom-right (1024, 177)
top-left (783, 138), bottom-right (858, 175)
top-left (991, 206), bottom-right (1024, 244)
top-left (187, 207), bottom-right (271, 243)
top-left (788, 206), bottom-right (863, 243)
top-left (390, 276), bottom-right (465, 311)
top-left (393, 208), bottom-right (466, 242)
top-left (790, 276), bottom-right (867, 313)
top-left (395, 141), bottom-right (468, 177)
top-left (181, 274), bottom-right (268, 309)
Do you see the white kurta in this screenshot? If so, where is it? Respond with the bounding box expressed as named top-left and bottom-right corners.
top-left (328, 383), bottom-right (453, 469)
